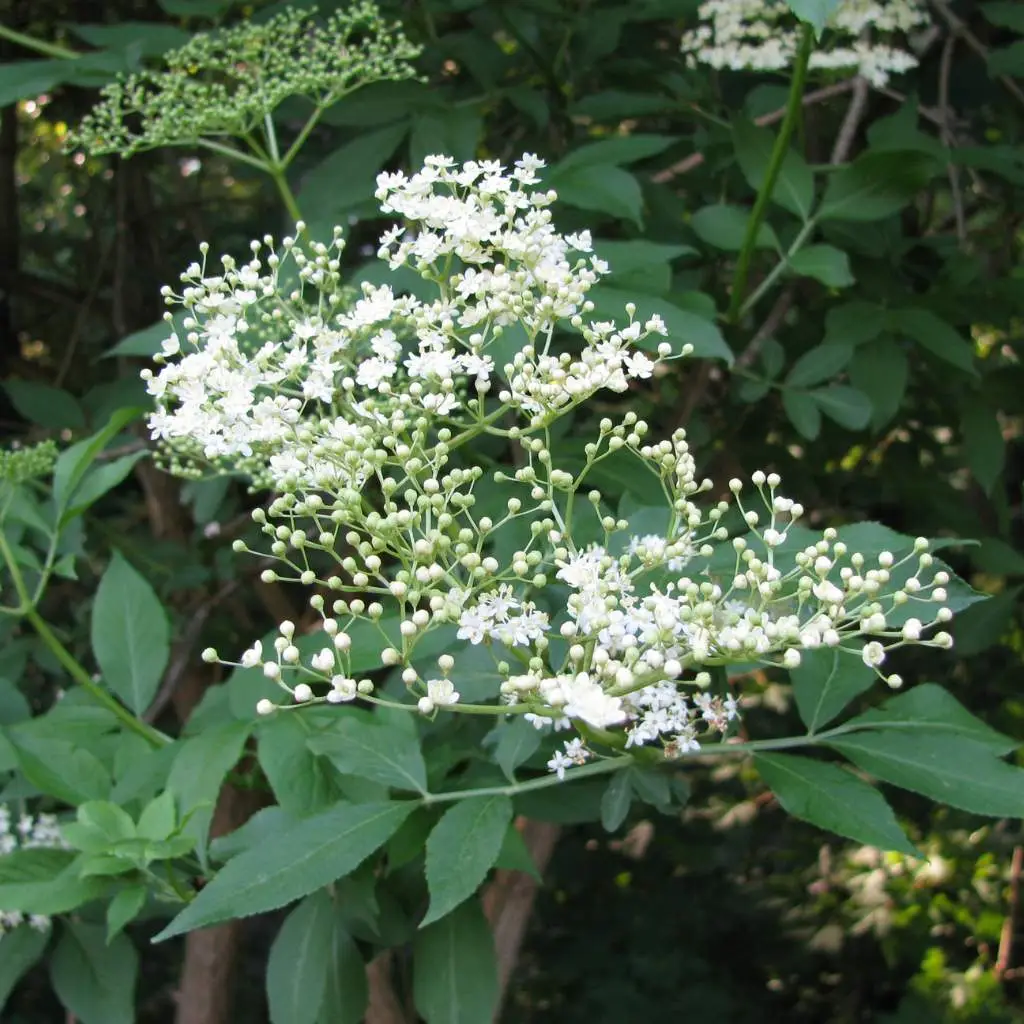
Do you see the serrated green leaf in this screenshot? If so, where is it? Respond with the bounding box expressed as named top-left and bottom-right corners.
top-left (308, 718), bottom-right (427, 794)
top-left (0, 923), bottom-right (49, 1012)
top-left (423, 795), bottom-right (513, 926)
top-left (827, 733), bottom-right (1024, 817)
top-left (154, 802), bottom-right (413, 941)
top-left (91, 552), bottom-right (169, 716)
top-left (788, 245), bottom-right (854, 287)
top-left (691, 204), bottom-right (778, 251)
top-left (267, 891), bottom-right (336, 1024)
top-left (791, 648), bottom-right (876, 732)
top-left (600, 771), bottom-right (633, 832)
top-left (413, 899), bottom-right (497, 1024)
top-left (49, 923), bottom-right (137, 1024)
top-left (259, 714), bottom-right (345, 817)
top-left (785, 343), bottom-right (853, 388)
top-left (754, 753), bottom-right (916, 853)
top-left (843, 684), bottom-right (1019, 755)
top-left (810, 385), bottom-right (872, 429)
top-left (818, 150), bottom-right (936, 222)
top-left (781, 389), bottom-right (821, 439)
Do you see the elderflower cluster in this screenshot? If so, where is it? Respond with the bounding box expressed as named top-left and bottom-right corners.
top-left (157, 153), bottom-right (955, 779)
top-left (681, 0), bottom-right (931, 87)
top-left (69, 3), bottom-right (420, 157)
top-left (0, 806), bottom-right (67, 941)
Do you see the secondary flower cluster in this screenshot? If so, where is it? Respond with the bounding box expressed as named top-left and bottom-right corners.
top-left (681, 0), bottom-right (931, 86)
top-left (70, 3), bottom-right (420, 158)
top-left (0, 807), bottom-right (66, 941)
top-left (153, 153), bottom-right (955, 778)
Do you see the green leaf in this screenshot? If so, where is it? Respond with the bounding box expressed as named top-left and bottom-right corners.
top-left (0, 924), bottom-right (50, 1012)
top-left (961, 397), bottom-right (1005, 495)
top-left (848, 338), bottom-right (908, 429)
top-left (827, 733), bottom-right (1024, 817)
top-left (785, 343), bottom-right (853, 388)
top-left (548, 164), bottom-right (643, 226)
top-left (317, 909), bottom-right (368, 1024)
top-left (785, 0), bottom-right (843, 34)
top-left (137, 790), bottom-right (177, 842)
top-left (65, 452), bottom-right (149, 522)
top-left (732, 119), bottom-right (815, 219)
top-left (4, 731), bottom-right (111, 805)
top-left (490, 718), bottom-right (541, 782)
top-left (600, 771), bottom-right (633, 832)
top-left (259, 715), bottom-right (345, 817)
top-left (788, 245), bottom-right (854, 287)
top-left (168, 721), bottom-right (253, 855)
top-left (69, 22), bottom-right (191, 55)
top-left (781, 390), bottom-right (821, 440)
top-left (267, 891), bottom-right (336, 1024)
top-left (53, 406), bottom-right (143, 514)
top-left (423, 795), bottom-right (513, 926)
top-left (49, 922), bottom-right (137, 1024)
top-left (91, 551), bottom-right (169, 716)
top-left (953, 586), bottom-right (1021, 656)
top-left (791, 648), bottom-right (876, 732)
top-left (586, 286), bottom-right (732, 363)
top-left (843, 684), bottom-right (1019, 755)
top-left (409, 104), bottom-right (482, 166)
top-left (494, 824), bottom-right (541, 881)
top-left (818, 150), bottom-right (936, 222)
top-left (571, 90), bottom-right (675, 120)
top-left (988, 41), bottom-right (1024, 77)
top-left (823, 300), bottom-right (887, 347)
top-left (982, 1), bottom-right (1024, 30)
top-left (308, 717), bottom-right (428, 794)
top-left (555, 134), bottom-right (676, 170)
top-left (3, 381), bottom-right (85, 431)
top-left (0, 850), bottom-right (106, 916)
top-left (754, 753), bottom-right (916, 853)
top-left (103, 313), bottom-right (186, 359)
top-left (0, 60), bottom-right (69, 105)
top-left (413, 899), bottom-right (498, 1024)
top-left (106, 884), bottom-right (147, 943)
top-left (889, 308), bottom-right (976, 375)
top-left (154, 802), bottom-right (414, 941)
top-left (810, 385), bottom-right (873, 429)
top-left (298, 123), bottom-right (409, 233)
top-left (691, 204), bottom-right (778, 251)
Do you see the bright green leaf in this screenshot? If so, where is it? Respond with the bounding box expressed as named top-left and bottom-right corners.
top-left (423, 795), bottom-right (513, 926)
top-left (106, 884), bottom-right (147, 943)
top-left (91, 552), bottom-right (169, 716)
top-left (154, 802), bottom-right (414, 941)
top-left (754, 753), bottom-right (916, 853)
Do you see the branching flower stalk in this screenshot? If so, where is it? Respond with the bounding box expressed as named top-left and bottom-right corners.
top-left (68, 4), bottom-right (422, 222)
top-left (145, 154), bottom-right (957, 781)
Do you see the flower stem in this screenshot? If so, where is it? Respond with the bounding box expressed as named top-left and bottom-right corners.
top-left (0, 23), bottom-right (79, 60)
top-left (726, 22), bottom-right (815, 323)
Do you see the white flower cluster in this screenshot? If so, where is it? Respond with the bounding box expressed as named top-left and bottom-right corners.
top-left (158, 154), bottom-right (956, 780)
top-left (143, 154), bottom-right (673, 494)
top-left (0, 806), bottom-right (67, 940)
top-left (681, 0), bottom-right (931, 87)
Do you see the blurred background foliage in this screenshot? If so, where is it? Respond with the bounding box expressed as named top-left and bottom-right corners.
top-left (0, 0), bottom-right (1022, 1020)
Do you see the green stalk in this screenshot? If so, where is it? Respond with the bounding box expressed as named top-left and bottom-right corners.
top-left (0, 23), bottom-right (79, 60)
top-left (269, 169), bottom-right (304, 225)
top-left (726, 23), bottom-right (815, 323)
top-left (0, 531), bottom-right (169, 748)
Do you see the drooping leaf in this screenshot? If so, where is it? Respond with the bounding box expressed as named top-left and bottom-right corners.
top-left (827, 733), bottom-right (1024, 817)
top-left (423, 795), bottom-right (513, 926)
top-left (791, 648), bottom-right (876, 732)
top-left (413, 899), bottom-right (498, 1024)
top-left (49, 922), bottom-right (138, 1024)
top-left (308, 718), bottom-right (428, 794)
top-left (267, 891), bottom-right (336, 1024)
top-left (754, 753), bottom-right (916, 853)
top-left (91, 552), bottom-right (169, 716)
top-left (154, 802), bottom-right (414, 941)
top-left (818, 150), bottom-right (936, 222)
top-left (600, 770), bottom-right (633, 832)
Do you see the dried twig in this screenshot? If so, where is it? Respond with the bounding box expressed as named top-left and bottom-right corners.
top-left (929, 0), bottom-right (1024, 110)
top-left (938, 33), bottom-right (967, 245)
top-left (652, 80), bottom-right (856, 183)
top-left (996, 844), bottom-right (1023, 980)
top-left (830, 76), bottom-right (870, 165)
